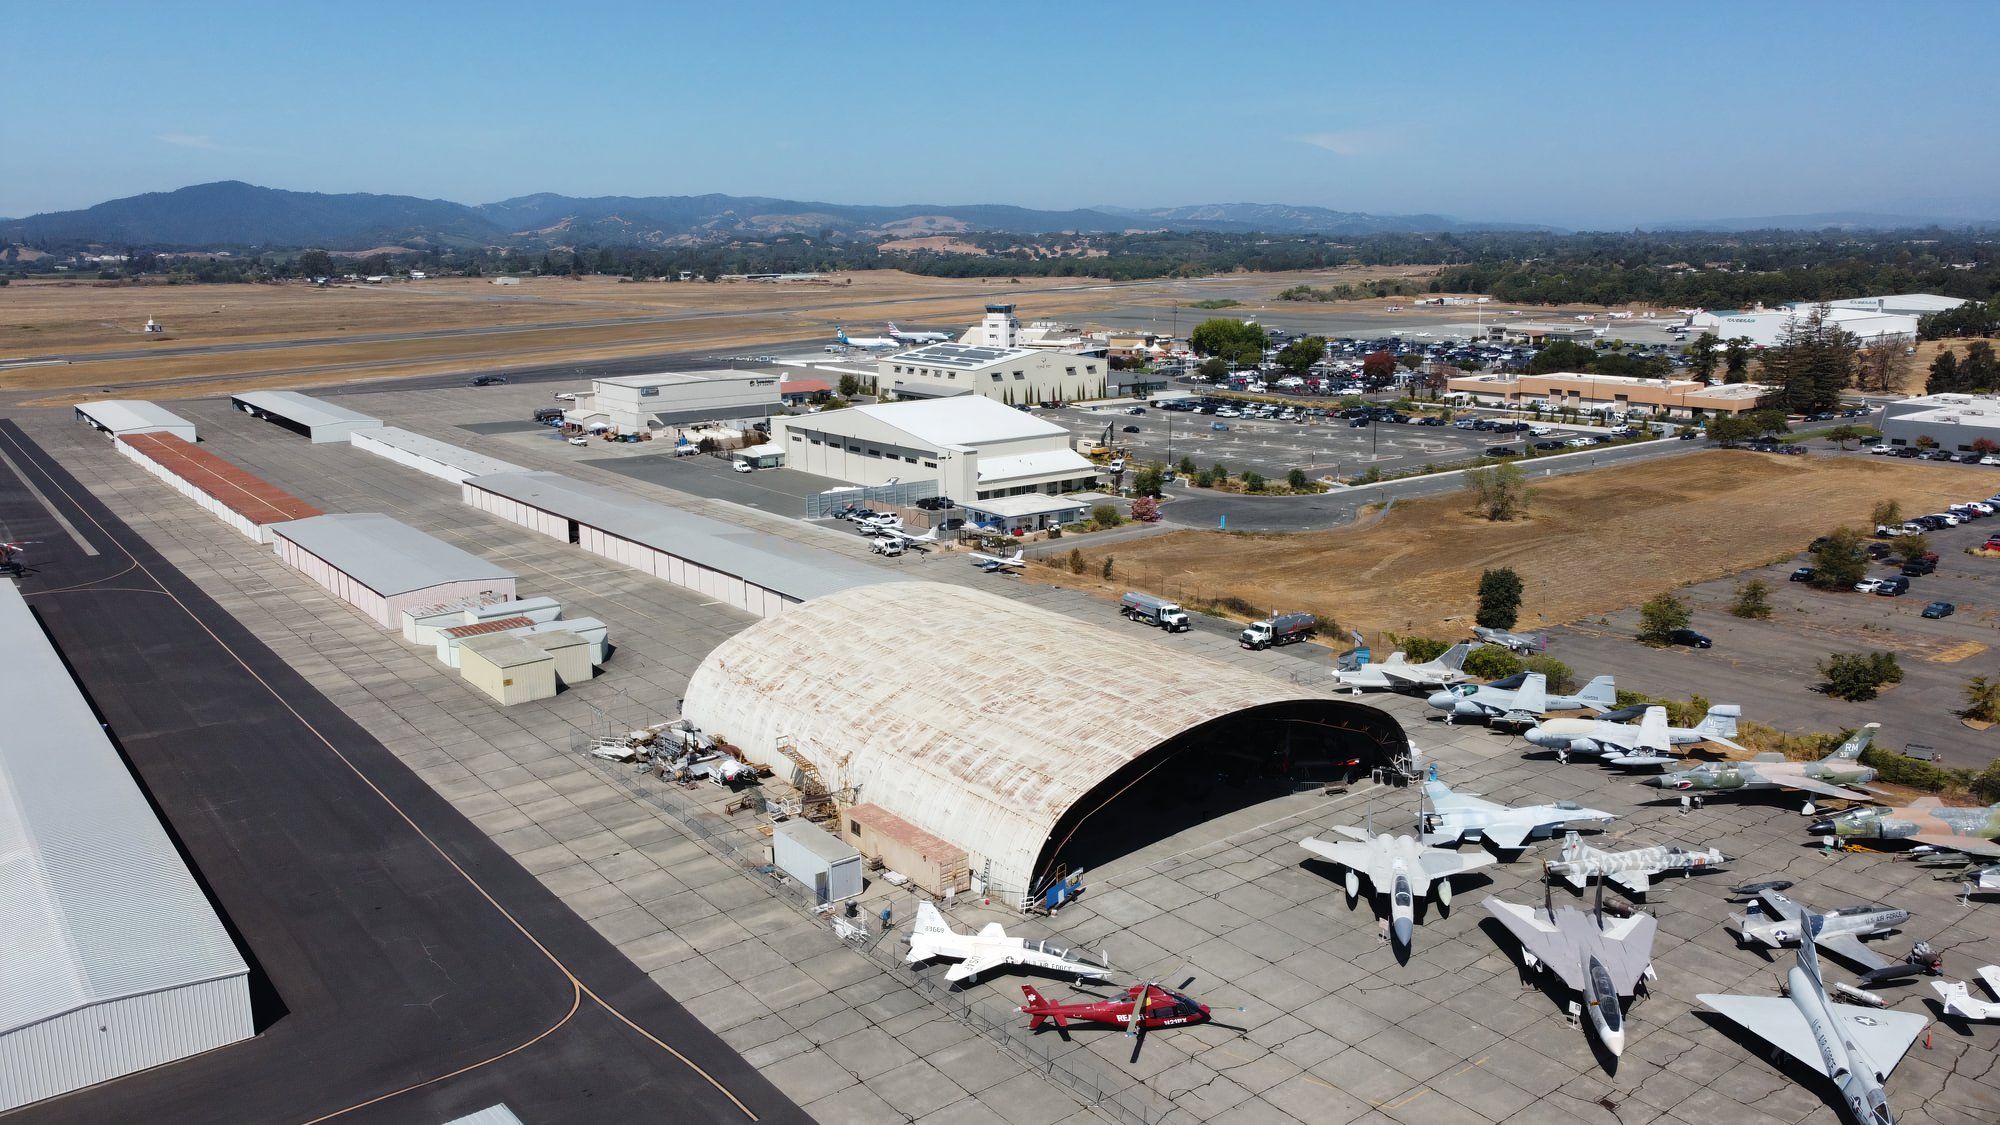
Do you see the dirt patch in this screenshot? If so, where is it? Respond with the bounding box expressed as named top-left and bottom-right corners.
top-left (1043, 452), bottom-right (1978, 641)
top-left (1907, 337), bottom-right (1999, 395)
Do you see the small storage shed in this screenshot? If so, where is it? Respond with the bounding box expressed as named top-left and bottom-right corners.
top-left (843, 803), bottom-right (971, 897)
top-left (458, 633), bottom-right (556, 705)
top-left (434, 616), bottom-right (536, 668)
top-left (772, 818), bottom-right (863, 904)
top-left (525, 630), bottom-right (593, 686)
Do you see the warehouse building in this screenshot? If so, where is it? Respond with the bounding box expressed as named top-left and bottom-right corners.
top-left (117, 432), bottom-right (323, 543)
top-left (773, 396), bottom-right (1099, 502)
top-left (562, 370), bottom-right (781, 435)
top-left (0, 582), bottom-right (253, 1111)
top-left (269, 512), bottom-right (518, 628)
top-left (683, 582), bottom-right (1406, 904)
top-left (73, 399), bottom-right (198, 442)
top-left (1690, 304), bottom-right (1919, 347)
top-left (349, 427), bottom-right (525, 485)
top-left (880, 343), bottom-right (1106, 405)
top-left (1875, 392), bottom-right (2000, 452)
top-left (1822, 293), bottom-right (1967, 318)
top-left (1447, 371), bottom-right (1779, 417)
top-left (230, 390), bottom-right (382, 443)
top-left (463, 470), bottom-right (893, 617)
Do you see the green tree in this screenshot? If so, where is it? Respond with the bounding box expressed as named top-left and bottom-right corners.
top-left (1521, 655), bottom-right (1576, 693)
top-left (1131, 463), bottom-right (1166, 498)
top-left (1688, 331), bottom-right (1721, 382)
top-left (1391, 635), bottom-right (1451, 662)
top-left (1189, 318), bottom-right (1268, 366)
top-left (1723, 337), bottom-right (1752, 383)
top-left (1818, 651), bottom-right (1902, 701)
top-left (1210, 461), bottom-right (1227, 482)
top-left (1067, 548), bottom-right (1085, 574)
top-left (1729, 579), bottom-right (1773, 619)
top-left (1463, 462), bottom-right (1528, 520)
top-left (1890, 534), bottom-right (1932, 564)
top-left (1242, 471), bottom-right (1266, 492)
top-left (1706, 414), bottom-right (1758, 445)
top-left (1286, 467), bottom-right (1309, 490)
top-left (1962, 340), bottom-right (2000, 392)
top-left (1090, 503), bottom-right (1121, 527)
top-left (1197, 356), bottom-right (1230, 380)
top-left (1763, 305), bottom-right (1856, 414)
top-left (1526, 340), bottom-right (1597, 375)
top-left (1637, 591), bottom-right (1692, 644)
top-left (1928, 349), bottom-right (1961, 395)
top-left (1276, 336), bottom-right (1326, 375)
top-left (1100, 555), bottom-right (1115, 580)
top-left (1869, 499), bottom-right (1902, 528)
top-left (837, 373), bottom-right (860, 397)
top-left (1178, 456), bottom-right (1197, 475)
top-left (296, 249), bottom-right (335, 277)
top-left (1964, 676), bottom-right (2000, 723)
top-left (1475, 567), bottom-right (1525, 630)
top-left (1807, 527), bottom-right (1870, 590)
top-left (1464, 646), bottom-right (1524, 681)
top-left (1823, 424), bottom-right (1864, 450)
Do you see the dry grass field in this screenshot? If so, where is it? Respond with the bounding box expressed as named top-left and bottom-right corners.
top-left (1906, 336), bottom-right (1997, 394)
top-left (1050, 451), bottom-right (1976, 640)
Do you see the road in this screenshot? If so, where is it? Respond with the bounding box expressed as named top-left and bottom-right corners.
top-left (1157, 432), bottom-right (1707, 531)
top-left (0, 420), bottom-right (807, 1125)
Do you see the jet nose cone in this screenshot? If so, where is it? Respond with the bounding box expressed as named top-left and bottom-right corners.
top-left (1601, 1027), bottom-right (1626, 1057)
top-left (1807, 820), bottom-right (1835, 835)
top-left (1425, 691), bottom-right (1452, 709)
top-left (1392, 917), bottom-right (1413, 946)
top-left (1640, 775), bottom-right (1667, 787)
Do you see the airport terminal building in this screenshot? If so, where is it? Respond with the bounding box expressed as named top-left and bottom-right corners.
top-left (772, 396), bottom-right (1099, 501)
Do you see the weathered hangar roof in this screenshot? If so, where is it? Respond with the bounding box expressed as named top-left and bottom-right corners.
top-left (683, 581), bottom-right (1400, 897)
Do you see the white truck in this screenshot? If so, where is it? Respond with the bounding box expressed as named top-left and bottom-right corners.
top-left (1120, 591), bottom-right (1190, 632)
top-left (1239, 611), bottom-right (1316, 650)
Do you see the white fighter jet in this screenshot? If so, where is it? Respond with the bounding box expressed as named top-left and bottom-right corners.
top-left (1299, 827), bottom-right (1494, 947)
top-left (1526, 703), bottom-right (1746, 764)
top-left (905, 902), bottom-right (1112, 984)
top-left (1420, 777), bottom-right (1616, 851)
top-left (1333, 642), bottom-right (1476, 694)
top-left (1484, 883), bottom-right (1658, 1057)
top-left (1933, 965), bottom-right (2000, 1020)
top-left (1701, 922), bottom-right (1927, 1125)
top-left (1543, 830), bottom-right (1728, 897)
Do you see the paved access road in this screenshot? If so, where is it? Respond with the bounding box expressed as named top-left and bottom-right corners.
top-left (0, 420), bottom-right (807, 1125)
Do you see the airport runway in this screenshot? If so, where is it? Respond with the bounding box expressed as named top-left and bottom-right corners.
top-left (0, 420), bottom-right (807, 1125)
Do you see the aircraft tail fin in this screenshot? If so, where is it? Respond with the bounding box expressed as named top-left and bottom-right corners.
top-left (1696, 704), bottom-right (1742, 740)
top-left (1020, 985), bottom-right (1060, 1029)
top-left (1637, 706), bottom-right (1672, 754)
top-left (1514, 674), bottom-right (1548, 715)
top-left (913, 901), bottom-right (951, 936)
top-left (1827, 723), bottom-right (1879, 761)
top-left (1575, 675), bottom-right (1616, 709)
top-left (1435, 643), bottom-right (1473, 672)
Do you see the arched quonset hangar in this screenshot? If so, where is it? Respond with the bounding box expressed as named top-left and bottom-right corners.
top-left (683, 581), bottom-right (1406, 905)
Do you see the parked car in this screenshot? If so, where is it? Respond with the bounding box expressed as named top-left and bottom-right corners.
top-left (1901, 558), bottom-right (1937, 576)
top-left (1679, 429), bottom-right (1701, 440)
top-left (1666, 628), bottom-right (1712, 649)
top-left (1534, 440), bottom-right (1565, 451)
top-left (1121, 425), bottom-right (1141, 433)
top-left (1790, 566), bottom-right (1815, 582)
top-left (1484, 445), bottom-right (1521, 457)
top-left (731, 460), bottom-right (754, 473)
top-left (469, 374), bottom-right (507, 386)
top-left (1855, 577), bottom-right (1887, 593)
top-left (1876, 577), bottom-right (1910, 597)
top-left (567, 436), bottom-right (589, 446)
top-left (1922, 601), bottom-right (1956, 619)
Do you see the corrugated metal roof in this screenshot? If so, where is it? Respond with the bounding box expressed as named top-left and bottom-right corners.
top-left (230, 390), bottom-right (380, 429)
top-left (441, 1106), bottom-right (525, 1125)
top-left (849, 803), bottom-right (960, 858)
top-left (0, 581), bottom-right (248, 1037)
top-left (459, 632), bottom-right (550, 668)
top-left (74, 399), bottom-right (196, 437)
top-left (120, 433), bottom-right (324, 525)
top-left (439, 616), bottom-right (534, 639)
top-left (846, 397), bottom-right (1066, 447)
top-left (683, 581), bottom-right (1394, 896)
top-left (269, 513), bottom-right (516, 596)
top-left (356, 427), bottom-right (525, 477)
top-left (467, 471), bottom-right (895, 602)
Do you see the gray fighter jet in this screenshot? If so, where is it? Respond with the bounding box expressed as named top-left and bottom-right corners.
top-left (1643, 724), bottom-right (1879, 803)
top-left (1700, 920), bottom-right (1926, 1125)
top-left (1426, 672), bottom-right (1617, 728)
top-left (1300, 827), bottom-right (1495, 947)
top-left (1484, 883), bottom-right (1658, 1057)
top-left (1727, 881), bottom-right (1910, 972)
top-left (1420, 777), bottom-right (1616, 851)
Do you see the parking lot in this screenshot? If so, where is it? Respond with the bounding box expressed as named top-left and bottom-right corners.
top-left (1544, 497), bottom-right (2000, 768)
top-left (1047, 402), bottom-right (1609, 482)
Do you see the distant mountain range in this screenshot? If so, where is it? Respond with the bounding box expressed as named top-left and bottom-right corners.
top-left (2, 183), bottom-right (1992, 251)
top-left (1643, 210), bottom-right (2000, 233)
top-left (0, 182), bottom-right (1555, 250)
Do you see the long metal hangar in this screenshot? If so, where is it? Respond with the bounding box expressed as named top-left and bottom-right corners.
top-left (0, 582), bottom-right (253, 1111)
top-left (229, 390), bottom-right (381, 443)
top-left (462, 470), bottom-right (895, 618)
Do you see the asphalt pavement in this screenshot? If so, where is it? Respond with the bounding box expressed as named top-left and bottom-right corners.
top-left (0, 419), bottom-right (806, 1125)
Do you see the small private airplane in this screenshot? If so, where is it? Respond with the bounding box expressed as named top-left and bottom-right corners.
top-left (906, 902), bottom-right (1111, 984)
top-left (834, 326), bottom-right (899, 350)
top-left (887, 322), bottom-right (952, 345)
top-left (970, 549), bottom-right (1025, 573)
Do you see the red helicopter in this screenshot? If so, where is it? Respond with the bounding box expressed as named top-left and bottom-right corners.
top-left (1020, 978), bottom-right (1215, 1061)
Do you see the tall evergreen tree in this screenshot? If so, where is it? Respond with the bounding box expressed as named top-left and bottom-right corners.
top-left (1929, 349), bottom-right (1961, 394)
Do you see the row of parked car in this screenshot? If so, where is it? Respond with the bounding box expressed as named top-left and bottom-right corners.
top-left (1869, 444), bottom-right (2000, 465)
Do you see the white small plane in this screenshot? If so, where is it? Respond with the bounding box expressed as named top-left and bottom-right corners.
top-left (906, 902), bottom-right (1111, 984)
top-left (881, 525), bottom-right (940, 547)
top-left (834, 326), bottom-right (898, 350)
top-left (1333, 642), bottom-right (1476, 694)
top-left (970, 550), bottom-right (1025, 573)
top-left (1300, 827), bottom-right (1494, 947)
top-left (887, 322), bottom-right (952, 345)
top-left (1933, 965), bottom-right (2000, 1020)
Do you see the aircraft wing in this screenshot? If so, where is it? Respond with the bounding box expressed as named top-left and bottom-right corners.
top-left (1610, 869), bottom-right (1652, 896)
top-left (1910, 832), bottom-right (2000, 859)
top-left (1016, 949), bottom-right (1111, 980)
top-left (1423, 781), bottom-right (1498, 815)
top-left (1375, 665), bottom-right (1428, 686)
top-left (1697, 995), bottom-right (1827, 1075)
top-left (1300, 836), bottom-right (1384, 880)
top-left (1815, 931), bottom-right (1893, 972)
top-left (1754, 888), bottom-right (1805, 924)
top-left (1781, 775), bottom-right (1878, 801)
top-left (1481, 821), bottom-right (1534, 850)
top-left (1483, 900), bottom-right (1583, 991)
top-left (943, 952), bottom-right (1010, 983)
top-left (1416, 847), bottom-right (1495, 889)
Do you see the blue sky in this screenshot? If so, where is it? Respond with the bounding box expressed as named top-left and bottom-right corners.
top-left (5, 1), bottom-right (1996, 227)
